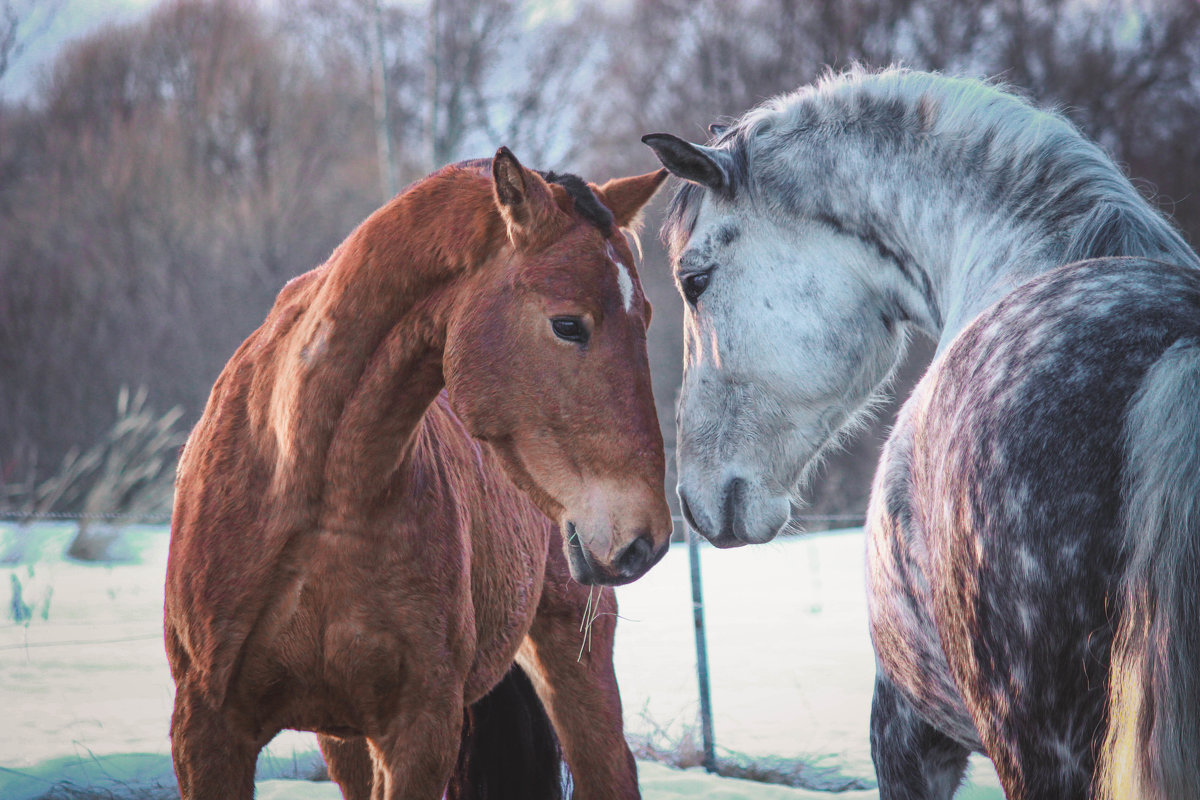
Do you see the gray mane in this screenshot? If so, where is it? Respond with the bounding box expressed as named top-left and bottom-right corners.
top-left (663, 66), bottom-right (1199, 270)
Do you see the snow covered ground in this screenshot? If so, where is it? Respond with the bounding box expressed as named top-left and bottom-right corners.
top-left (0, 523), bottom-right (1004, 799)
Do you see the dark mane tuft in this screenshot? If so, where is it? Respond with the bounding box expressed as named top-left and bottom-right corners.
top-left (541, 171), bottom-right (615, 234)
top-left (452, 159), bottom-right (615, 235)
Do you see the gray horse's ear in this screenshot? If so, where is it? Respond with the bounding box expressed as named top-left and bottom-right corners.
top-left (707, 123), bottom-right (730, 139)
top-left (641, 133), bottom-right (731, 193)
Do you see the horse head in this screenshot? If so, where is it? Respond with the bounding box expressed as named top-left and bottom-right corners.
top-left (444, 147), bottom-right (672, 585)
top-left (644, 131), bottom-right (909, 547)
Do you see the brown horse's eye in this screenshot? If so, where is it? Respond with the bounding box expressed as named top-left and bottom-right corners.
top-left (681, 271), bottom-right (711, 306)
top-left (551, 317), bottom-right (588, 345)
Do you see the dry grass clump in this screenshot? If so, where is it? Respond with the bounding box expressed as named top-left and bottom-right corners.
top-left (66, 387), bottom-right (185, 560)
top-left (2, 386), bottom-right (185, 563)
top-left (626, 711), bottom-right (875, 793)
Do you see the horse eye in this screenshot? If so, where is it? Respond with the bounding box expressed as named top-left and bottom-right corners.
top-left (551, 317), bottom-right (588, 345)
top-left (681, 272), bottom-right (711, 306)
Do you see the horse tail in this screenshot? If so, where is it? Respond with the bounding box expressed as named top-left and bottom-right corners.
top-left (446, 665), bottom-right (567, 800)
top-left (1100, 338), bottom-right (1200, 800)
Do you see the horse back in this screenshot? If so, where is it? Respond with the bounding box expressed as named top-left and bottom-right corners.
top-left (868, 258), bottom-right (1200, 773)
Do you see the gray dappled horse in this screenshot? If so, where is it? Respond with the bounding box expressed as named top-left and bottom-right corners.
top-left (644, 68), bottom-right (1200, 800)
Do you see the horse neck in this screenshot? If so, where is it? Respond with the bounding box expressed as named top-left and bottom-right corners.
top-left (795, 117), bottom-right (1199, 350)
top-left (270, 173), bottom-right (505, 517)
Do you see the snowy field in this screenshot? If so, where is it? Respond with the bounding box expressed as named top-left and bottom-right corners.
top-left (0, 523), bottom-right (1003, 799)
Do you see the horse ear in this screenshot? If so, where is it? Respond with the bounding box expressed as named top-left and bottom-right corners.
top-left (641, 133), bottom-right (732, 193)
top-left (596, 169), bottom-right (669, 230)
top-left (707, 123), bottom-right (730, 139)
top-left (492, 146), bottom-right (557, 243)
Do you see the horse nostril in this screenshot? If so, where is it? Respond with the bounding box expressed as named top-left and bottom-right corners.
top-left (615, 534), bottom-right (653, 578)
top-left (678, 489), bottom-right (702, 533)
top-left (722, 477), bottom-right (747, 540)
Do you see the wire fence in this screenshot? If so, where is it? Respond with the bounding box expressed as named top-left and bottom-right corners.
top-left (0, 510), bottom-right (172, 524)
top-left (0, 510), bottom-right (866, 528)
top-left (0, 510), bottom-right (865, 698)
top-left (1, 505), bottom-right (866, 780)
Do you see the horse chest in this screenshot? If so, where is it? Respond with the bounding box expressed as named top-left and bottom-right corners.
top-left (461, 522), bottom-right (551, 702)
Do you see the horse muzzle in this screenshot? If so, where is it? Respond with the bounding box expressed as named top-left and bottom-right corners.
top-left (564, 520), bottom-right (671, 586)
top-left (678, 474), bottom-right (790, 547)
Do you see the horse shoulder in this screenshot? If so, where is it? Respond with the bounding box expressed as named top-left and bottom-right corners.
top-left (166, 266), bottom-right (335, 702)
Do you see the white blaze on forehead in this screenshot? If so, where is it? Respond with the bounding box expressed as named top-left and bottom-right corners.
top-left (616, 262), bottom-right (634, 312)
top-left (606, 242), bottom-right (635, 312)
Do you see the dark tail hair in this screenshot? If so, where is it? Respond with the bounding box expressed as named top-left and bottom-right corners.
top-left (1100, 339), bottom-right (1200, 800)
top-left (446, 665), bottom-right (568, 800)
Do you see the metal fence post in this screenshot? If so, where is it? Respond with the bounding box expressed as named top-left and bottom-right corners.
top-left (686, 522), bottom-right (717, 772)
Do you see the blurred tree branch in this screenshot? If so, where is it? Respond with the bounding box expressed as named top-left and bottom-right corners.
top-left (0, 0), bottom-right (61, 85)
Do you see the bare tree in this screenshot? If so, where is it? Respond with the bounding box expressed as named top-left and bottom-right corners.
top-left (424, 0), bottom-right (520, 166)
top-left (4, 0), bottom-right (1199, 533)
top-left (0, 1), bottom-right (378, 497)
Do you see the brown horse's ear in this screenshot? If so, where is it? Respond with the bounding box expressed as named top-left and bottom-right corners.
top-left (492, 146), bottom-right (558, 245)
top-left (596, 169), bottom-right (669, 231)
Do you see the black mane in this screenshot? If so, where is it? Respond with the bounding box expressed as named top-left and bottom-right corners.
top-left (453, 159), bottom-right (615, 234)
top-left (541, 171), bottom-right (614, 234)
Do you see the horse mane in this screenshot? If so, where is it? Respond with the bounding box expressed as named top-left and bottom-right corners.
top-left (541, 170), bottom-right (615, 234)
top-left (452, 158), bottom-right (615, 234)
top-left (663, 66), bottom-right (1199, 269)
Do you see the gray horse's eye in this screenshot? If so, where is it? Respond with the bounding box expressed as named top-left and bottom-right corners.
top-left (681, 272), bottom-right (711, 306)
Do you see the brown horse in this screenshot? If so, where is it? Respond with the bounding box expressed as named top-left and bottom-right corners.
top-left (164, 148), bottom-right (672, 800)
